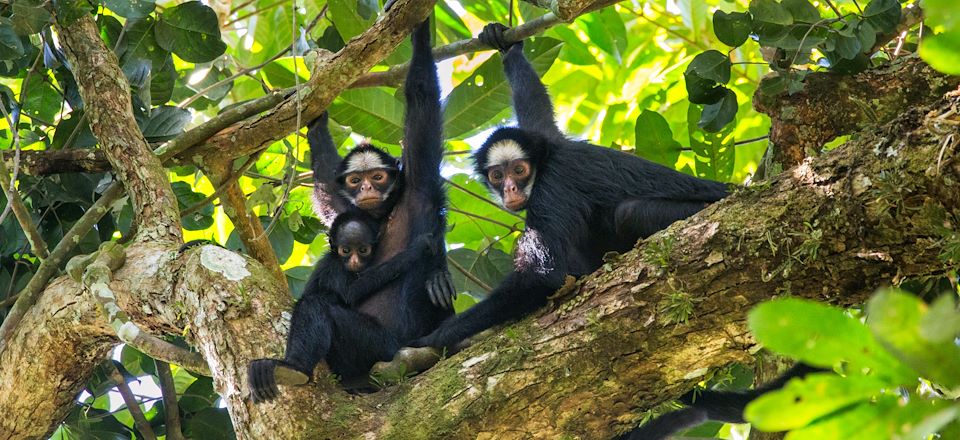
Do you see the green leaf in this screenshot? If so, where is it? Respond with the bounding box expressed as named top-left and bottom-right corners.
top-left (746, 373), bottom-right (887, 431)
top-left (782, 0), bottom-right (820, 23)
top-left (328, 0), bottom-right (374, 41)
top-left (698, 88), bottom-right (738, 132)
top-left (866, 289), bottom-right (960, 388)
top-left (687, 103), bottom-right (735, 181)
top-left (155, 1), bottom-right (227, 63)
top-left (920, 294), bottom-right (960, 343)
top-left (552, 26), bottom-right (596, 65)
top-left (11, 0), bottom-right (51, 36)
top-left (180, 377), bottom-right (218, 413)
top-left (448, 247), bottom-right (512, 299)
top-left (121, 16), bottom-right (172, 70)
top-left (748, 297), bottom-right (916, 383)
top-left (103, 0), bottom-right (156, 19)
top-left (0, 18), bottom-right (26, 60)
top-left (443, 37), bottom-right (562, 139)
top-left (285, 266), bottom-right (314, 299)
top-left (185, 408), bottom-right (235, 440)
top-left (52, 0), bottom-right (93, 25)
top-left (328, 88), bottom-right (405, 144)
top-left (22, 71), bottom-right (61, 123)
top-left (834, 33), bottom-right (863, 59)
top-left (139, 106), bottom-right (191, 141)
top-left (120, 345), bottom-right (158, 377)
top-left (686, 50), bottom-right (732, 85)
top-left (685, 70), bottom-right (727, 104)
top-left (577, 7), bottom-right (627, 62)
top-left (786, 397), bottom-right (959, 440)
top-left (749, 0), bottom-right (794, 26)
top-left (863, 0), bottom-right (901, 34)
top-left (921, 31), bottom-right (960, 75)
top-left (713, 11), bottom-right (752, 47)
top-left (52, 111), bottom-right (97, 149)
top-left (172, 181), bottom-right (214, 230)
top-left (634, 110), bottom-right (682, 166)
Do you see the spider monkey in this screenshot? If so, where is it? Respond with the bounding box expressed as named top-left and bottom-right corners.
top-left (247, 14), bottom-right (453, 398)
top-left (409, 23), bottom-right (730, 351)
top-left (307, 16), bottom-right (454, 330)
top-left (248, 211), bottom-right (440, 400)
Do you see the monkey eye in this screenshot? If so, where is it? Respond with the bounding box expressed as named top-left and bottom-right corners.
top-left (513, 165), bottom-right (526, 175)
top-left (348, 175), bottom-right (361, 185)
top-left (372, 173), bottom-right (384, 182)
top-left (358, 246), bottom-right (371, 256)
top-left (489, 169), bottom-right (504, 183)
top-left (338, 246), bottom-right (351, 256)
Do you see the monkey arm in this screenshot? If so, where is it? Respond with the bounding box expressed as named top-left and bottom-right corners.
top-left (410, 269), bottom-right (564, 350)
top-left (340, 234), bottom-right (436, 307)
top-left (307, 112), bottom-right (350, 223)
top-left (498, 31), bottom-right (565, 140)
top-left (400, 19), bottom-right (443, 192)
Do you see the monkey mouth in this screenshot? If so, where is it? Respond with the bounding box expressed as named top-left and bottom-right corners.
top-left (503, 198), bottom-right (527, 212)
top-left (356, 196), bottom-right (381, 209)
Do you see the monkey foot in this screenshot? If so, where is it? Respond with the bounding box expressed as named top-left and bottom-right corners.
top-left (371, 346), bottom-right (442, 380)
top-left (274, 364), bottom-right (310, 386)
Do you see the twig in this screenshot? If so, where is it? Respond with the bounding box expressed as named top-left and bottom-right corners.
top-left (107, 361), bottom-right (158, 440)
top-left (155, 360), bottom-right (185, 440)
top-left (447, 256), bottom-right (493, 293)
top-left (444, 178), bottom-right (525, 220)
top-left (448, 207), bottom-right (520, 232)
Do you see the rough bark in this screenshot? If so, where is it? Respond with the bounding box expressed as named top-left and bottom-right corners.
top-left (1, 89), bottom-right (956, 438)
top-left (754, 56), bottom-right (959, 168)
top-left (54, 15), bottom-right (182, 243)
top-left (1, 149), bottom-right (110, 176)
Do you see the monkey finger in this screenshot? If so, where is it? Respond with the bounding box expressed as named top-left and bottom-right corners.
top-left (441, 272), bottom-right (455, 309)
top-left (428, 277), bottom-right (444, 308)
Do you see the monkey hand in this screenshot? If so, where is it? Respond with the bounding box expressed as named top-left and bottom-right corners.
top-left (247, 359), bottom-right (310, 403)
top-left (479, 23), bottom-right (521, 53)
top-left (426, 269), bottom-right (455, 309)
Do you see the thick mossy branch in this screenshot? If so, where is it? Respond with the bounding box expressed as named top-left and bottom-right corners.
top-left (754, 56), bottom-right (959, 169)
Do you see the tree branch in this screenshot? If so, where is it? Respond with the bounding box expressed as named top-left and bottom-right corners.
top-left (54, 15), bottom-right (181, 242)
top-left (155, 360), bottom-right (186, 440)
top-left (108, 361), bottom-right (158, 440)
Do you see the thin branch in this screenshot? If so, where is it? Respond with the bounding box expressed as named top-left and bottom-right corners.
top-left (448, 255), bottom-right (493, 293)
top-left (155, 360), bottom-right (185, 440)
top-left (444, 178), bottom-right (525, 220)
top-left (180, 153), bottom-right (260, 217)
top-left (108, 361), bottom-right (158, 440)
top-left (224, 0), bottom-right (289, 27)
top-left (0, 159), bottom-right (48, 259)
top-left (350, 12), bottom-right (563, 88)
top-left (448, 207), bottom-right (520, 232)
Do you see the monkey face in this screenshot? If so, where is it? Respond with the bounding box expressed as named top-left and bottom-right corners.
top-left (330, 218), bottom-right (378, 273)
top-left (486, 159), bottom-right (533, 212)
top-left (482, 138), bottom-right (536, 212)
top-left (337, 243), bottom-right (373, 272)
top-left (337, 145), bottom-right (399, 214)
top-left (343, 169), bottom-right (395, 211)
